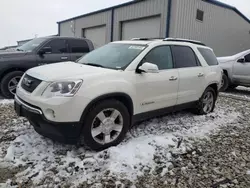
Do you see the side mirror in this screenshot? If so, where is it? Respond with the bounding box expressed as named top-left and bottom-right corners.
top-left (38, 47), bottom-right (52, 55)
top-left (137, 62), bottom-right (159, 73)
top-left (237, 58), bottom-right (245, 63)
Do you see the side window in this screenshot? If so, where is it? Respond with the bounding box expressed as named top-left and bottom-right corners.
top-left (244, 53), bottom-right (250, 62)
top-left (143, 46), bottom-right (173, 70)
top-left (43, 39), bottom-right (67, 54)
top-left (171, 46), bottom-right (198, 68)
top-left (68, 39), bottom-right (90, 53)
top-left (198, 47), bottom-right (218, 66)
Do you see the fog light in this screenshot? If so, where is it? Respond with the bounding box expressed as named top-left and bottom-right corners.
top-left (45, 109), bottom-right (55, 119)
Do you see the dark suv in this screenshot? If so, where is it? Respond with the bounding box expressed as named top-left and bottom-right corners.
top-left (0, 36), bottom-right (94, 98)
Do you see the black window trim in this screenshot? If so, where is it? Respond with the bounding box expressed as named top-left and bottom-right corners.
top-left (136, 45), bottom-right (176, 72)
top-left (170, 45), bottom-right (202, 69)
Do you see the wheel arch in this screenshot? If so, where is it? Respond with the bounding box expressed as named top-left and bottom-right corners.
top-left (0, 67), bottom-right (26, 81)
top-left (80, 92), bottom-right (134, 124)
top-left (206, 82), bottom-right (219, 99)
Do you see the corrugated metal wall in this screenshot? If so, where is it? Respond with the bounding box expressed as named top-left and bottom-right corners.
top-left (113, 0), bottom-right (169, 41)
top-left (169, 0), bottom-right (250, 56)
top-left (59, 0), bottom-right (170, 44)
top-left (59, 10), bottom-right (112, 44)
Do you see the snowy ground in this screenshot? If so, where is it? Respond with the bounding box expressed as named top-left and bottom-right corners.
top-left (0, 92), bottom-right (249, 187)
top-left (220, 86), bottom-right (250, 101)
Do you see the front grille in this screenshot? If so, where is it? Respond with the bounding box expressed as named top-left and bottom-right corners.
top-left (21, 74), bottom-right (42, 93)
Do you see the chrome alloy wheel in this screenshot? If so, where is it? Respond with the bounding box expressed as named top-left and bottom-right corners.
top-left (202, 91), bottom-right (214, 113)
top-left (91, 108), bottom-right (123, 145)
top-left (8, 76), bottom-right (21, 95)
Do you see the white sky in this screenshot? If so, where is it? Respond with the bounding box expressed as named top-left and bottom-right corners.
top-left (0, 0), bottom-right (249, 48)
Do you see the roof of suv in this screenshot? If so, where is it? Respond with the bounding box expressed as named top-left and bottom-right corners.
top-left (113, 38), bottom-right (212, 49)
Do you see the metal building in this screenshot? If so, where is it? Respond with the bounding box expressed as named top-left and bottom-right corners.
top-left (57, 0), bottom-right (250, 56)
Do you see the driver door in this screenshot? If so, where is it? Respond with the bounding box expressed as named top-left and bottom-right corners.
top-left (36, 39), bottom-right (70, 66)
top-left (233, 53), bottom-right (250, 84)
top-left (135, 45), bottom-right (179, 114)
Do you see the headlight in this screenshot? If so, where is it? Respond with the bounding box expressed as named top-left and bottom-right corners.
top-left (42, 80), bottom-right (83, 98)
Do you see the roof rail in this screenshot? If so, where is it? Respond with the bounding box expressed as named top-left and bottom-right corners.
top-left (163, 38), bottom-right (206, 46)
top-left (131, 37), bottom-right (165, 41)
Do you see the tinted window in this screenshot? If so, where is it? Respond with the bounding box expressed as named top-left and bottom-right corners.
top-left (44, 39), bottom-right (67, 53)
top-left (196, 9), bottom-right (204, 21)
top-left (143, 46), bottom-right (173, 70)
top-left (245, 53), bottom-right (250, 62)
top-left (198, 48), bottom-right (218, 66)
top-left (171, 46), bottom-right (198, 68)
top-left (68, 39), bottom-right (90, 53)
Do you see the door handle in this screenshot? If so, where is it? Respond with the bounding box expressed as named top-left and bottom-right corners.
top-left (198, 73), bottom-right (204, 77)
top-left (61, 56), bottom-right (68, 60)
top-left (169, 76), bottom-right (178, 81)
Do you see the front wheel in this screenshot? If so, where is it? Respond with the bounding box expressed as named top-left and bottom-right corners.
top-left (193, 87), bottom-right (216, 115)
top-left (0, 71), bottom-right (24, 99)
top-left (219, 74), bottom-right (229, 92)
top-left (79, 99), bottom-right (130, 151)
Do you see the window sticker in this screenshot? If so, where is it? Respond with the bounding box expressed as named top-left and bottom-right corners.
top-left (128, 46), bottom-right (145, 50)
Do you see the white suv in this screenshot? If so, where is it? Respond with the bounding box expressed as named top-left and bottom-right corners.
top-left (14, 38), bottom-right (222, 151)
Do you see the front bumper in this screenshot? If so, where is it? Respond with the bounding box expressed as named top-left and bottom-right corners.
top-left (14, 96), bottom-right (82, 144)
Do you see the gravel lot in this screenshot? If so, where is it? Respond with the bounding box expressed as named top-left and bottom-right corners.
top-left (0, 88), bottom-right (250, 188)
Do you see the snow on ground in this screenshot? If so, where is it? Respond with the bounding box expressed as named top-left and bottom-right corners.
top-left (0, 99), bottom-right (13, 105)
top-left (0, 100), bottom-right (240, 187)
top-left (220, 86), bottom-right (250, 101)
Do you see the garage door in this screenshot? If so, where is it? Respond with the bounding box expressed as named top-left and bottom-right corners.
top-left (121, 16), bottom-right (161, 40)
top-left (83, 25), bottom-right (106, 48)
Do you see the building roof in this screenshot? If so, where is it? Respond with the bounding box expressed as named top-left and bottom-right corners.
top-left (57, 0), bottom-right (250, 24)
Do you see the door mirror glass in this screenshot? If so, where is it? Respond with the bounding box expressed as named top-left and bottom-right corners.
top-left (237, 58), bottom-right (245, 63)
top-left (138, 62), bottom-right (159, 73)
top-left (39, 47), bottom-right (52, 55)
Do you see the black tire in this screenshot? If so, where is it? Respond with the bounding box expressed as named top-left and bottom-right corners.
top-left (228, 84), bottom-right (238, 90)
top-left (0, 71), bottom-right (24, 99)
top-left (79, 99), bottom-right (130, 151)
top-left (193, 87), bottom-right (216, 115)
top-left (219, 74), bottom-right (229, 92)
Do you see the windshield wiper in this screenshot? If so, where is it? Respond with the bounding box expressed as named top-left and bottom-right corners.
top-left (85, 63), bottom-right (104, 68)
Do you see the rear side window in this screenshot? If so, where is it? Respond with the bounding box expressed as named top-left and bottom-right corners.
top-left (44, 39), bottom-right (68, 53)
top-left (68, 39), bottom-right (90, 53)
top-left (171, 46), bottom-right (198, 68)
top-left (198, 48), bottom-right (218, 66)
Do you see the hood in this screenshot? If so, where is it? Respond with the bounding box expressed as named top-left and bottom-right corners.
top-left (217, 56), bottom-right (235, 63)
top-left (26, 61), bottom-right (117, 81)
top-left (0, 51), bottom-right (27, 59)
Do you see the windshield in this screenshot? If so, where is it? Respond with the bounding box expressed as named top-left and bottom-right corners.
top-left (77, 43), bottom-right (146, 69)
top-left (17, 38), bottom-right (47, 52)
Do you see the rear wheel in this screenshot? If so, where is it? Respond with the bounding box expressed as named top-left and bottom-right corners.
top-left (0, 71), bottom-right (24, 99)
top-left (194, 87), bottom-right (216, 115)
top-left (79, 99), bottom-right (130, 151)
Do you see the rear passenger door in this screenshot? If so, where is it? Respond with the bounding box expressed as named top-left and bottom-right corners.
top-left (171, 45), bottom-right (206, 105)
top-left (37, 39), bottom-right (70, 65)
top-left (67, 39), bottom-right (90, 61)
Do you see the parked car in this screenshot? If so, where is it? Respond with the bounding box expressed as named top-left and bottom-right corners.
top-left (0, 36), bottom-right (94, 98)
top-left (14, 38), bottom-right (222, 151)
top-left (218, 49), bottom-right (250, 91)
